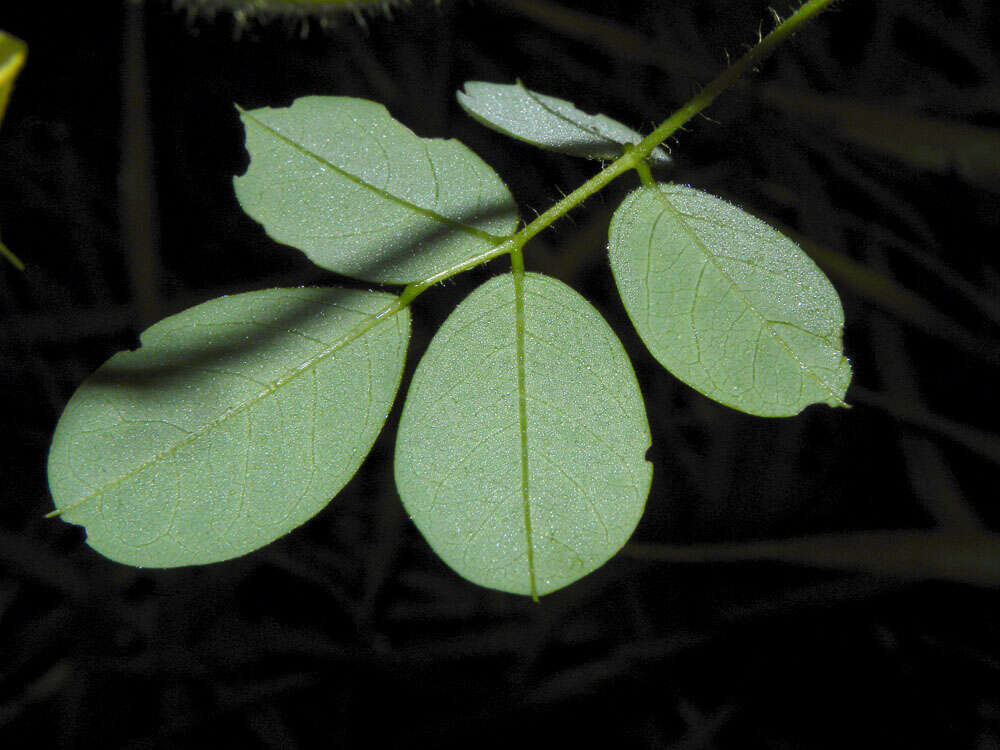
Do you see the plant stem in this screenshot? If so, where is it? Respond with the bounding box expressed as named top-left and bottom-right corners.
top-left (636, 0), bottom-right (839, 157)
top-left (0, 236), bottom-right (25, 271)
top-left (634, 157), bottom-right (655, 188)
top-left (394, 0), bottom-right (839, 313)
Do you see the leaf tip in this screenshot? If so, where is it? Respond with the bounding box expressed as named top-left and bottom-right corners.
top-left (456, 80), bottom-right (486, 109)
top-left (648, 147), bottom-right (673, 167)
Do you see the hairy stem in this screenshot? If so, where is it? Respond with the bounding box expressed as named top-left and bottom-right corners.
top-left (636, 0), bottom-right (840, 157)
top-left (394, 2), bottom-right (838, 336)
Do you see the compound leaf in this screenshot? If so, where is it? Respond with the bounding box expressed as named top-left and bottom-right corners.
top-left (395, 272), bottom-right (651, 597)
top-left (608, 184), bottom-right (851, 416)
top-left (47, 288), bottom-right (410, 567)
top-left (234, 96), bottom-right (519, 284)
top-left (457, 80), bottom-right (671, 167)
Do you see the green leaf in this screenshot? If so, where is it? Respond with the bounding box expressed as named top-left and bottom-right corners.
top-left (234, 96), bottom-right (519, 284)
top-left (457, 80), bottom-right (672, 167)
top-left (0, 30), bottom-right (27, 129)
top-left (0, 32), bottom-right (26, 271)
top-left (47, 287), bottom-right (410, 567)
top-left (395, 272), bottom-right (651, 597)
top-left (608, 183), bottom-right (851, 416)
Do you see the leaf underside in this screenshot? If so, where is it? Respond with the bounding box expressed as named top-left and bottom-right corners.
top-left (234, 96), bottom-right (519, 284)
top-left (457, 80), bottom-right (672, 167)
top-left (395, 272), bottom-right (652, 597)
top-left (608, 183), bottom-right (851, 417)
top-left (47, 288), bottom-right (410, 567)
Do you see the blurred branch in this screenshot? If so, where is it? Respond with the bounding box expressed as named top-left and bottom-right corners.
top-left (0, 529), bottom-right (90, 601)
top-left (481, 0), bottom-right (699, 72)
top-left (0, 234), bottom-right (24, 270)
top-left (0, 29), bottom-right (27, 127)
top-left (0, 267), bottom-right (320, 344)
top-left (864, 246), bottom-right (984, 531)
top-left (760, 84), bottom-right (1000, 193)
top-left (791, 126), bottom-right (1000, 328)
top-left (626, 530), bottom-right (1000, 587)
top-left (850, 385), bottom-right (1000, 467)
top-left (776, 222), bottom-right (1000, 368)
top-left (120, 0), bottom-right (164, 328)
top-left (1, 31), bottom-right (27, 270)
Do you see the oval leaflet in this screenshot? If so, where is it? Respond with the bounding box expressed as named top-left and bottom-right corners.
top-left (608, 183), bottom-right (851, 416)
top-left (234, 96), bottom-right (519, 284)
top-left (395, 272), bottom-right (652, 596)
top-left (48, 287), bottom-right (411, 567)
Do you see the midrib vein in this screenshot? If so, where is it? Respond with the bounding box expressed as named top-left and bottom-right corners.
top-left (51, 304), bottom-right (400, 518)
top-left (511, 269), bottom-right (539, 600)
top-left (521, 85), bottom-right (606, 142)
top-left (239, 108), bottom-right (502, 244)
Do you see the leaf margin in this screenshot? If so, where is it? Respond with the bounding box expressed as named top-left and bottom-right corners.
top-left (233, 96), bottom-right (520, 285)
top-left (394, 271), bottom-right (653, 597)
top-left (457, 79), bottom-right (672, 167)
top-left (47, 286), bottom-right (412, 567)
top-left (608, 182), bottom-right (852, 417)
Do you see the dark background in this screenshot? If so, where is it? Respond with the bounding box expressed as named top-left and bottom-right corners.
top-left (2, 0), bottom-right (999, 747)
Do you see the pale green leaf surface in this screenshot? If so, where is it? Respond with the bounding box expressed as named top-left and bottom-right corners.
top-left (608, 184), bottom-right (851, 416)
top-left (48, 288), bottom-right (410, 567)
top-left (457, 81), bottom-right (671, 167)
top-left (395, 272), bottom-right (651, 596)
top-left (234, 97), bottom-right (519, 284)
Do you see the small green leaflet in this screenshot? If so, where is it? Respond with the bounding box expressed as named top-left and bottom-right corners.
top-left (608, 184), bottom-right (851, 416)
top-left (457, 80), bottom-right (672, 167)
top-left (47, 288), bottom-right (410, 567)
top-left (395, 272), bottom-right (651, 597)
top-left (234, 97), bottom-right (519, 284)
